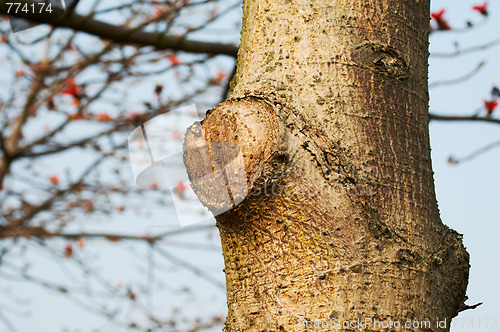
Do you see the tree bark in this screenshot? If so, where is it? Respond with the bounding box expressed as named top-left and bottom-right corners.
top-left (184, 0), bottom-right (470, 331)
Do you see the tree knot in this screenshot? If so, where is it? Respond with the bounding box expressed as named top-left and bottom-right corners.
top-left (352, 41), bottom-right (410, 80)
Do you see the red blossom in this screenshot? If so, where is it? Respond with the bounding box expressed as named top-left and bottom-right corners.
top-left (212, 70), bottom-right (227, 84)
top-left (15, 69), bottom-right (24, 77)
top-left (49, 175), bottom-right (59, 185)
top-left (431, 9), bottom-right (445, 21)
top-left (152, 5), bottom-right (163, 19)
top-left (71, 97), bottom-right (80, 106)
top-left (155, 84), bottom-right (163, 100)
top-left (431, 9), bottom-right (451, 31)
top-left (172, 130), bottom-right (181, 140)
top-left (137, 138), bottom-right (146, 148)
top-left (96, 113), bottom-right (112, 121)
top-left (173, 181), bottom-right (189, 197)
top-left (78, 238), bottom-right (86, 248)
top-left (176, 181), bottom-right (188, 192)
top-left (64, 244), bottom-right (73, 258)
top-left (61, 78), bottom-right (80, 96)
top-left (150, 183), bottom-right (159, 190)
top-left (82, 200), bottom-right (94, 213)
top-left (472, 2), bottom-right (488, 16)
top-left (209, 5), bottom-right (218, 18)
top-left (484, 99), bottom-right (498, 115)
top-left (169, 55), bottom-right (181, 66)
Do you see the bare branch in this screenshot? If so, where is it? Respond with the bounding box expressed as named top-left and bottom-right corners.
top-left (0, 226), bottom-right (160, 242)
top-left (0, 221), bottom-right (216, 242)
top-left (456, 302), bottom-right (483, 315)
top-left (429, 60), bottom-right (486, 89)
top-left (153, 244), bottom-right (225, 290)
top-left (0, 310), bottom-right (18, 332)
top-left (6, 155), bottom-right (106, 228)
top-left (431, 37), bottom-right (500, 58)
top-left (448, 139), bottom-right (500, 165)
top-left (429, 113), bottom-right (500, 125)
top-left (0, 2), bottom-right (238, 57)
top-left (17, 124), bottom-right (127, 158)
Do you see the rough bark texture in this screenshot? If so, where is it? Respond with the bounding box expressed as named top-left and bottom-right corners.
top-left (184, 0), bottom-right (470, 331)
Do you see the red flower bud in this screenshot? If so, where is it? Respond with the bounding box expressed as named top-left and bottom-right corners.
top-left (61, 78), bottom-right (80, 96)
top-left (431, 9), bottom-right (451, 31)
top-left (155, 84), bottom-right (163, 95)
top-left (96, 113), bottom-right (112, 121)
top-left (64, 244), bottom-right (73, 258)
top-left (169, 55), bottom-right (180, 66)
top-left (49, 175), bottom-right (59, 185)
top-left (484, 99), bottom-right (498, 115)
top-left (472, 2), bottom-right (488, 16)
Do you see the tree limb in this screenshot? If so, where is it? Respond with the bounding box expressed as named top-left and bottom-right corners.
top-left (429, 60), bottom-right (486, 89)
top-left (429, 113), bottom-right (500, 125)
top-left (0, 1), bottom-right (238, 57)
top-left (153, 244), bottom-right (226, 290)
top-left (431, 37), bottom-right (500, 58)
top-left (0, 226), bottom-right (161, 242)
top-left (455, 302), bottom-right (483, 316)
top-left (448, 139), bottom-right (500, 165)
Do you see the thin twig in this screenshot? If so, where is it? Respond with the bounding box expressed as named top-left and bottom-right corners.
top-left (448, 139), bottom-right (500, 165)
top-left (152, 244), bottom-right (225, 290)
top-left (429, 113), bottom-right (500, 125)
top-left (429, 60), bottom-right (486, 89)
top-left (431, 37), bottom-right (500, 58)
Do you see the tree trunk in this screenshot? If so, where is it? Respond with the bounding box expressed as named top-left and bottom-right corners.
top-left (184, 0), bottom-right (470, 331)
